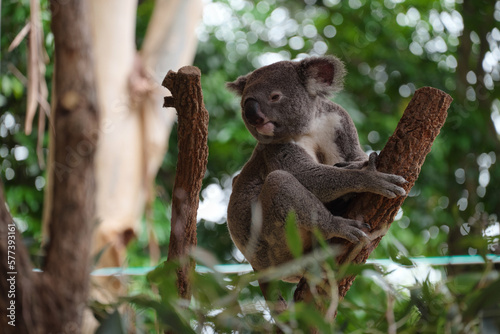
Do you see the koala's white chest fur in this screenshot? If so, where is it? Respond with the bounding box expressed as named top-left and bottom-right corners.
top-left (292, 112), bottom-right (344, 165)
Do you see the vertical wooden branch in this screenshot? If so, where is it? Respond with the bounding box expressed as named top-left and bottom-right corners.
top-left (40, 0), bottom-right (99, 331)
top-left (294, 87), bottom-right (452, 321)
top-left (162, 66), bottom-right (209, 300)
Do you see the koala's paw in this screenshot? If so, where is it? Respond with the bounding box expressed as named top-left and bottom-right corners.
top-left (364, 152), bottom-right (379, 172)
top-left (365, 168), bottom-right (407, 198)
top-left (369, 172), bottom-right (407, 198)
top-left (335, 160), bottom-right (367, 170)
top-left (363, 152), bottom-right (408, 198)
top-left (332, 218), bottom-right (369, 243)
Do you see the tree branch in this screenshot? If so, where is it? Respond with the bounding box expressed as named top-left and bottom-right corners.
top-left (1, 1), bottom-right (99, 332)
top-left (293, 87), bottom-right (452, 320)
top-left (37, 0), bottom-right (99, 331)
top-left (162, 66), bottom-right (209, 300)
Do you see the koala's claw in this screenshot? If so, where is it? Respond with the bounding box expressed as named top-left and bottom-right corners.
top-left (377, 183), bottom-right (406, 198)
top-left (360, 156), bottom-right (408, 198)
top-left (343, 230), bottom-right (367, 243)
top-left (366, 152), bottom-right (408, 196)
top-left (384, 174), bottom-right (408, 197)
top-left (337, 219), bottom-right (369, 243)
top-left (366, 152), bottom-right (378, 171)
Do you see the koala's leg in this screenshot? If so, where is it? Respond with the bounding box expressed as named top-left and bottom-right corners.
top-left (259, 170), bottom-right (368, 244)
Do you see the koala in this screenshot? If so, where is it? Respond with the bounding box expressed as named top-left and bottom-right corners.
top-left (226, 56), bottom-right (406, 283)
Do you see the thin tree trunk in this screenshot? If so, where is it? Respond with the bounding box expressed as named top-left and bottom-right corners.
top-left (163, 66), bottom-right (209, 300)
top-left (0, 0), bottom-right (99, 332)
top-left (40, 0), bottom-right (99, 330)
top-left (293, 87), bottom-right (452, 328)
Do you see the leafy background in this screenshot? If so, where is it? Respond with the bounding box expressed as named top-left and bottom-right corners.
top-left (1, 0), bottom-right (500, 332)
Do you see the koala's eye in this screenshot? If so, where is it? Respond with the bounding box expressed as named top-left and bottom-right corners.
top-left (269, 92), bottom-right (282, 102)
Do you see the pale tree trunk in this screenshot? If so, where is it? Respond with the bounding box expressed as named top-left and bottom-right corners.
top-left (83, 2), bottom-right (144, 327)
top-left (86, 0), bottom-right (203, 277)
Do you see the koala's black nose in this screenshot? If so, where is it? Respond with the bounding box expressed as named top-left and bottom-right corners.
top-left (244, 99), bottom-right (264, 126)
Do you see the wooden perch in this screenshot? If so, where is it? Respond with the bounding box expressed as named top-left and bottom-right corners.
top-left (162, 66), bottom-right (209, 300)
top-left (293, 87), bottom-right (452, 320)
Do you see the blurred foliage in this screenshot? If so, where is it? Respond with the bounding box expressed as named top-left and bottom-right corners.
top-left (1, 0), bottom-right (500, 332)
top-left (96, 251), bottom-right (500, 333)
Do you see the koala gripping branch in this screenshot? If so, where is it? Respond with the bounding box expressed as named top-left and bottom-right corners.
top-left (294, 87), bottom-right (452, 313)
top-left (162, 66), bottom-right (209, 300)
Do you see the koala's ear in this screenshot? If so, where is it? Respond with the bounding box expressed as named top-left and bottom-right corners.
top-left (226, 75), bottom-right (248, 96)
top-left (297, 56), bottom-right (346, 97)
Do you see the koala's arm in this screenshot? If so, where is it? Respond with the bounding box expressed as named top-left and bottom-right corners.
top-left (331, 104), bottom-right (369, 168)
top-left (265, 144), bottom-right (406, 202)
top-left (334, 160), bottom-right (368, 169)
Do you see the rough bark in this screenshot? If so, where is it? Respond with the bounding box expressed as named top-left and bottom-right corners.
top-left (0, 0), bottom-right (99, 332)
top-left (293, 87), bottom-right (452, 324)
top-left (162, 66), bottom-right (209, 300)
top-left (41, 0), bottom-right (99, 331)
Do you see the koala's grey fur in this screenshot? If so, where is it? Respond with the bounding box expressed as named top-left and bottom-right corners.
top-left (226, 56), bottom-right (406, 282)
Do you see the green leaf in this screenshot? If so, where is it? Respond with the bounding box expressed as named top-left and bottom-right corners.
top-left (95, 309), bottom-right (125, 334)
top-left (125, 294), bottom-right (196, 334)
top-left (448, 272), bottom-right (482, 295)
top-left (279, 302), bottom-right (334, 333)
top-left (147, 260), bottom-right (182, 302)
top-left (285, 211), bottom-right (303, 258)
top-left (191, 270), bottom-right (229, 306)
top-left (311, 227), bottom-right (328, 249)
top-left (387, 243), bottom-right (414, 267)
top-left (463, 277), bottom-right (500, 320)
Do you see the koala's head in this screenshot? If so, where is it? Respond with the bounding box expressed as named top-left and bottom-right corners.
top-left (227, 56), bottom-right (346, 143)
